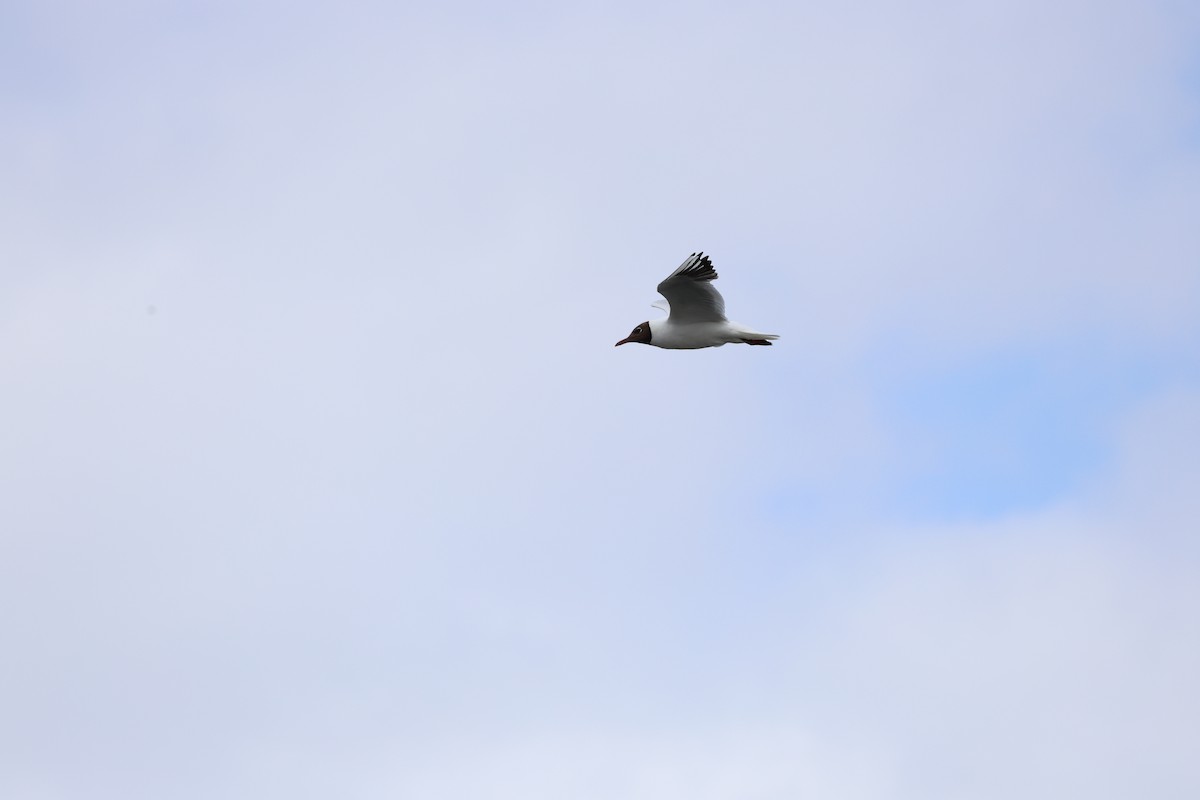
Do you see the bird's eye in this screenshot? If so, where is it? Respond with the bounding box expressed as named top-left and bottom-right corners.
top-left (635, 327), bottom-right (642, 334)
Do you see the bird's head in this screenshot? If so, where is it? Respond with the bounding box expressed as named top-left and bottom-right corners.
top-left (615, 321), bottom-right (652, 347)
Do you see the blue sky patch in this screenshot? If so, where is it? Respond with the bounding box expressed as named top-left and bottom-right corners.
top-left (872, 341), bottom-right (1169, 520)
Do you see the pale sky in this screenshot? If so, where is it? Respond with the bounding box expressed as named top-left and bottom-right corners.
top-left (3, 2), bottom-right (1199, 798)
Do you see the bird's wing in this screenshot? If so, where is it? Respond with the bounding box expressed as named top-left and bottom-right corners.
top-left (650, 299), bottom-right (671, 315)
top-left (656, 252), bottom-right (727, 323)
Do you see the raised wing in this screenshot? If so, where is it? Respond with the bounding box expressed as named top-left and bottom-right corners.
top-left (656, 252), bottom-right (726, 323)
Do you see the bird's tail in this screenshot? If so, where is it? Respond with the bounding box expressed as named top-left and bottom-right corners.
top-left (736, 328), bottom-right (780, 346)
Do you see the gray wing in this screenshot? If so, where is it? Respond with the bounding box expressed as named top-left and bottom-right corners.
top-left (656, 252), bottom-right (727, 323)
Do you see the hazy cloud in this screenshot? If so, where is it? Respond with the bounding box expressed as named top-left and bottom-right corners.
top-left (2, 1), bottom-right (1198, 798)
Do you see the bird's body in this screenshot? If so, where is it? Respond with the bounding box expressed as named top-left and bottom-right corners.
top-left (643, 318), bottom-right (776, 349)
top-left (615, 252), bottom-right (779, 349)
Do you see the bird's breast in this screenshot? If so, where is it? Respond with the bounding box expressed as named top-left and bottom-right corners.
top-left (648, 320), bottom-right (734, 349)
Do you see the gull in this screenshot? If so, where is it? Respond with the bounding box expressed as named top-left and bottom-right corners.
top-left (615, 252), bottom-right (779, 349)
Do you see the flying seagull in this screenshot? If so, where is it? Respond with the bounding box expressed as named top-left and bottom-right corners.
top-left (615, 252), bottom-right (779, 349)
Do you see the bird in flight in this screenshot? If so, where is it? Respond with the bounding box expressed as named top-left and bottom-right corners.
top-left (615, 252), bottom-right (779, 349)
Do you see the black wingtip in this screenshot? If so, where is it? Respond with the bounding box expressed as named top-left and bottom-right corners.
top-left (681, 252), bottom-right (717, 281)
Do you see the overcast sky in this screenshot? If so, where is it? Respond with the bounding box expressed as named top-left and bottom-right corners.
top-left (3, 1), bottom-right (1199, 798)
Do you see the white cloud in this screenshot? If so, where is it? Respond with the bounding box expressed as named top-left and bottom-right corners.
top-left (1, 1), bottom-right (1198, 798)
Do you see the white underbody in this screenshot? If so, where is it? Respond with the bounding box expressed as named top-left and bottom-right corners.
top-left (647, 319), bottom-right (778, 349)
